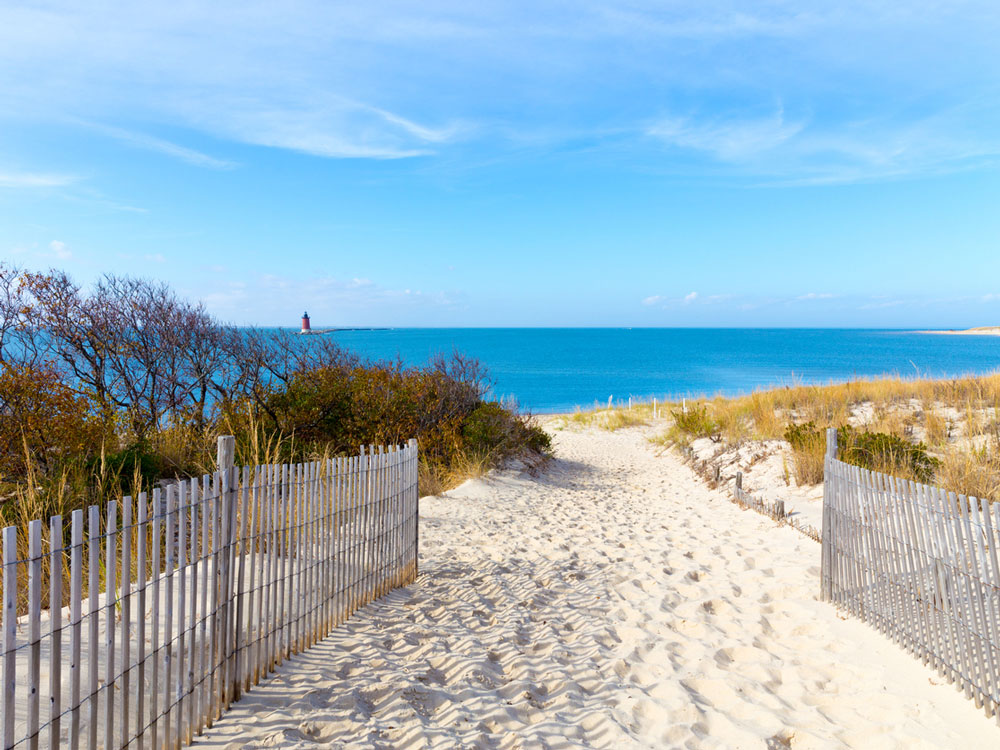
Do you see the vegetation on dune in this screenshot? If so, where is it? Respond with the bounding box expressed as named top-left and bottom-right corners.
top-left (553, 401), bottom-right (654, 432)
top-left (784, 422), bottom-right (939, 484)
top-left (0, 263), bottom-right (551, 541)
top-left (657, 373), bottom-right (1000, 499)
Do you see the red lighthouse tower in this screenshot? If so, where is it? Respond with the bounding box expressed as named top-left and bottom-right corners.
top-left (301, 312), bottom-right (311, 333)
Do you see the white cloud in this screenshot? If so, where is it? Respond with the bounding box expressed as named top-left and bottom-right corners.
top-left (683, 291), bottom-right (698, 304)
top-left (648, 107), bottom-right (804, 161)
top-left (83, 122), bottom-right (235, 169)
top-left (0, 172), bottom-right (77, 188)
top-left (796, 292), bottom-right (835, 300)
top-left (49, 240), bottom-right (71, 260)
top-left (859, 299), bottom-right (904, 310)
top-left (179, 96), bottom-right (456, 159)
top-left (144, 253), bottom-right (166, 263)
top-left (197, 272), bottom-right (456, 324)
top-left (642, 295), bottom-right (664, 306)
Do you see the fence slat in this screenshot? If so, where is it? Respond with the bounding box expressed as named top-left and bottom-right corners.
top-left (3, 526), bottom-right (17, 750)
top-left (86, 506), bottom-right (99, 750)
top-left (118, 498), bottom-right (131, 750)
top-left (197, 475), bottom-right (210, 736)
top-left (50, 514), bottom-right (63, 750)
top-left (69, 510), bottom-right (83, 750)
top-left (185, 480), bottom-right (198, 745)
top-left (135, 495), bottom-right (147, 750)
top-left (176, 481), bottom-right (188, 750)
top-left (103, 503), bottom-right (116, 750)
top-left (28, 521), bottom-right (42, 750)
top-left (163, 486), bottom-right (175, 746)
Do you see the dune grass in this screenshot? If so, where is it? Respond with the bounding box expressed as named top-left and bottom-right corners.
top-left (653, 372), bottom-right (1000, 499)
top-left (553, 399), bottom-right (658, 432)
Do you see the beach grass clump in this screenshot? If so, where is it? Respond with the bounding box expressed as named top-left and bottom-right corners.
top-left (670, 404), bottom-right (720, 442)
top-left (782, 422), bottom-right (828, 484)
top-left (602, 410), bottom-right (649, 431)
top-left (936, 447), bottom-right (1000, 502)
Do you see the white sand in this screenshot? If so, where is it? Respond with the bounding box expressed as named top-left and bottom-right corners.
top-left (191, 424), bottom-right (999, 749)
top-left (917, 327), bottom-right (1000, 336)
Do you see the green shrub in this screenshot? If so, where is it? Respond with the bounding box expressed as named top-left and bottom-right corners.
top-left (783, 422), bottom-right (939, 484)
top-left (671, 405), bottom-right (719, 440)
top-left (92, 441), bottom-right (164, 490)
top-left (463, 401), bottom-right (551, 458)
top-left (462, 402), bottom-right (515, 455)
top-left (838, 426), bottom-right (939, 483)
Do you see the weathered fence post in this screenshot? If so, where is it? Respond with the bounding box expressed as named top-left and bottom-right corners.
top-left (409, 438), bottom-right (419, 581)
top-left (217, 436), bottom-right (235, 473)
top-left (215, 436), bottom-right (237, 712)
top-left (821, 427), bottom-right (837, 601)
top-left (735, 471), bottom-right (743, 494)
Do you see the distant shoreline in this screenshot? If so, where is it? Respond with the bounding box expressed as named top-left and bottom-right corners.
top-left (917, 327), bottom-right (1000, 336)
top-left (298, 327), bottom-right (389, 335)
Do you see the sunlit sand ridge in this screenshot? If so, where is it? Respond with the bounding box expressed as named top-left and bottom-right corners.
top-left (192, 423), bottom-right (998, 749)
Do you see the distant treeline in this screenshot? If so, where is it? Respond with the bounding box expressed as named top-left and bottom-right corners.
top-left (0, 263), bottom-right (549, 521)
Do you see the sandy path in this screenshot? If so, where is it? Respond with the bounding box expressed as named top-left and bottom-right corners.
top-left (192, 426), bottom-right (998, 749)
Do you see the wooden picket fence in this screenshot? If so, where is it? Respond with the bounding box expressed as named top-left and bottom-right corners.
top-left (820, 428), bottom-right (1000, 721)
top-left (0, 437), bottom-right (419, 749)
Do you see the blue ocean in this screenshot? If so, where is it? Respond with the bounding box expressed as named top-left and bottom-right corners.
top-left (322, 328), bottom-right (1000, 413)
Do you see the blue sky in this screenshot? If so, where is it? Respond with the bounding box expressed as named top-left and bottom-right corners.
top-left (1, 1), bottom-right (999, 327)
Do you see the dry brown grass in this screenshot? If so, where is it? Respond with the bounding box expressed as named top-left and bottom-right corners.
top-left (555, 403), bottom-right (653, 432)
top-left (925, 410), bottom-right (949, 446)
top-left (417, 447), bottom-right (500, 497)
top-left (937, 449), bottom-right (1000, 502)
top-left (788, 436), bottom-right (826, 485)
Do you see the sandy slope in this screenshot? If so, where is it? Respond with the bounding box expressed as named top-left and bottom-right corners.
top-left (192, 425), bottom-right (998, 749)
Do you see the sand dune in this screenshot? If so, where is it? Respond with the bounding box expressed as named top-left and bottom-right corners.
top-left (192, 425), bottom-right (998, 749)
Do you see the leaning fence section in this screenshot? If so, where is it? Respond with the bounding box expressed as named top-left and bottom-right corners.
top-left (820, 429), bottom-right (1000, 722)
top-left (0, 438), bottom-right (419, 750)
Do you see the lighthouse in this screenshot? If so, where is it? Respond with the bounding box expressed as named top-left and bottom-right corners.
top-left (301, 312), bottom-right (311, 333)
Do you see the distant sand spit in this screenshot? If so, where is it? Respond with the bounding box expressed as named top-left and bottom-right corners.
top-left (918, 326), bottom-right (1000, 336)
top-left (192, 425), bottom-right (998, 749)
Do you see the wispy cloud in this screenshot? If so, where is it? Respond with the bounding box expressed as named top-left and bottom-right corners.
top-left (0, 171), bottom-right (77, 188)
top-left (648, 107), bottom-right (804, 161)
top-left (82, 122), bottom-right (236, 169)
top-left (197, 272), bottom-right (458, 324)
top-left (177, 96), bottom-right (459, 159)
